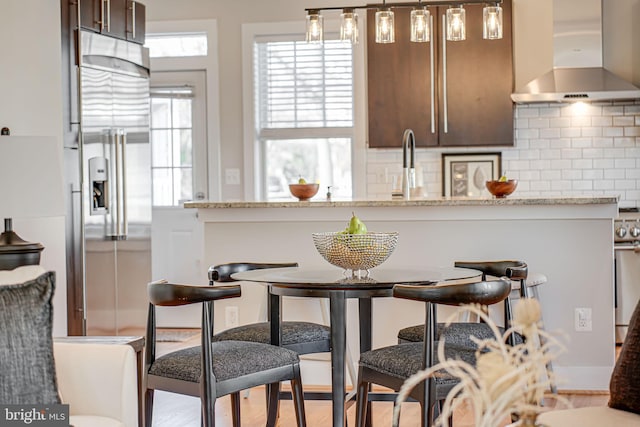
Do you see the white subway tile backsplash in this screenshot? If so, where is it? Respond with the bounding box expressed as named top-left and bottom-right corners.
top-left (583, 148), bottom-right (604, 159)
top-left (541, 170), bottom-right (561, 181)
top-left (614, 116), bottom-right (635, 127)
top-left (561, 128), bottom-right (581, 138)
top-left (550, 159), bottom-right (572, 170)
top-left (562, 169), bottom-right (582, 180)
top-left (529, 139), bottom-right (550, 149)
top-left (592, 116), bottom-right (613, 127)
top-left (540, 149), bottom-right (561, 160)
top-left (593, 158), bottom-right (614, 169)
top-left (551, 180), bottom-right (572, 191)
top-left (583, 169), bottom-right (604, 180)
top-left (604, 147), bottom-right (626, 158)
top-left (530, 181), bottom-right (551, 191)
top-left (529, 118), bottom-right (550, 128)
top-left (561, 148), bottom-right (582, 159)
top-left (604, 127), bottom-right (625, 137)
top-left (615, 158), bottom-right (636, 169)
top-left (572, 159), bottom-right (593, 169)
top-left (592, 137), bottom-right (614, 148)
top-left (615, 180), bottom-right (637, 190)
top-left (571, 138), bottom-right (592, 148)
top-left (364, 101), bottom-right (640, 203)
top-left (539, 107), bottom-right (561, 117)
top-left (572, 181), bottom-right (593, 191)
top-left (603, 106), bottom-right (625, 116)
top-left (550, 117), bottom-right (572, 128)
top-left (614, 137), bottom-right (636, 147)
top-left (540, 128), bottom-right (561, 138)
top-left (517, 107), bottom-right (540, 118)
top-left (582, 127), bottom-right (603, 137)
top-left (625, 127), bottom-right (640, 137)
top-left (516, 128), bottom-right (539, 139)
top-left (529, 160), bottom-right (552, 170)
top-left (605, 169), bottom-right (625, 180)
top-left (572, 116), bottom-right (591, 127)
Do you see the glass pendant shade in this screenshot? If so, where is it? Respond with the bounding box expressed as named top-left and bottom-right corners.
top-left (340, 9), bottom-right (359, 44)
top-left (446, 6), bottom-right (466, 41)
top-left (305, 10), bottom-right (324, 43)
top-left (483, 5), bottom-right (503, 39)
top-left (375, 8), bottom-right (395, 43)
top-left (410, 7), bottom-right (430, 42)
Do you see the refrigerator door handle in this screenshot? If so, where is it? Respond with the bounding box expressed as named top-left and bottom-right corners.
top-left (121, 129), bottom-right (128, 238)
top-left (113, 129), bottom-right (124, 240)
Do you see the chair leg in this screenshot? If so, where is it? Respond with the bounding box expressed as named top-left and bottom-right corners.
top-left (144, 389), bottom-right (154, 427)
top-left (291, 367), bottom-right (307, 427)
top-left (265, 383), bottom-right (280, 427)
top-left (355, 370), bottom-right (369, 427)
top-left (230, 392), bottom-right (241, 427)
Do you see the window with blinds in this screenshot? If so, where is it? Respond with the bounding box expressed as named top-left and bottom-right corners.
top-left (253, 37), bottom-right (354, 200)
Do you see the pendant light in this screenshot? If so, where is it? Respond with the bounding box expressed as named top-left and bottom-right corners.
top-left (410, 2), bottom-right (430, 43)
top-left (375, 1), bottom-right (395, 44)
top-left (483, 3), bottom-right (503, 40)
top-left (340, 8), bottom-right (359, 44)
top-left (446, 5), bottom-right (466, 41)
top-left (305, 9), bottom-right (324, 43)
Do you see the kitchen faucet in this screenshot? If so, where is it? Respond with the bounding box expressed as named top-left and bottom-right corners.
top-left (402, 129), bottom-right (416, 199)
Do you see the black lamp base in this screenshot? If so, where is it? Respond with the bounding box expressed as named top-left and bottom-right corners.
top-left (0, 218), bottom-right (44, 271)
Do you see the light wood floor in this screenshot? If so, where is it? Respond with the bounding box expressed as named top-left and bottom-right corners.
top-left (148, 332), bottom-right (610, 427)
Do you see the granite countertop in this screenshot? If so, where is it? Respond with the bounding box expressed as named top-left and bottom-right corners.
top-left (184, 195), bottom-right (619, 209)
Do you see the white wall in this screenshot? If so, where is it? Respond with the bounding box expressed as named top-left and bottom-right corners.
top-left (0, 0), bottom-right (67, 335)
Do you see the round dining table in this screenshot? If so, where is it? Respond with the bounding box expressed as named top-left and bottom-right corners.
top-left (231, 266), bottom-right (481, 427)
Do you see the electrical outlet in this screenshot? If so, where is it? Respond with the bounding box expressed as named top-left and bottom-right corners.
top-left (574, 307), bottom-right (592, 332)
top-left (225, 168), bottom-right (241, 185)
top-left (225, 306), bottom-right (239, 328)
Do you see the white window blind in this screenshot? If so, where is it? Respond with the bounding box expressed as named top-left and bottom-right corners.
top-left (255, 40), bottom-right (353, 129)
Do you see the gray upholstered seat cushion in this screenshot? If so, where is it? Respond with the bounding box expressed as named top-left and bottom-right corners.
top-left (609, 300), bottom-right (640, 415)
top-left (0, 271), bottom-right (60, 404)
top-left (149, 340), bottom-right (299, 382)
top-left (359, 342), bottom-right (476, 384)
top-left (212, 321), bottom-right (330, 346)
top-left (398, 323), bottom-right (524, 347)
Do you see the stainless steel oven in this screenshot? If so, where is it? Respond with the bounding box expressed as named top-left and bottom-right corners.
top-left (614, 208), bottom-right (640, 343)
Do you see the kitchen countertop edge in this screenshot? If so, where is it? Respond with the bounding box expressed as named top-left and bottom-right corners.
top-left (184, 195), bottom-right (619, 209)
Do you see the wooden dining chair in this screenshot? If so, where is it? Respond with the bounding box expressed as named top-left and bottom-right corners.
top-left (144, 280), bottom-right (307, 427)
top-left (208, 263), bottom-right (331, 355)
top-left (397, 260), bottom-right (527, 346)
top-left (397, 260), bottom-right (557, 394)
top-left (355, 279), bottom-right (512, 427)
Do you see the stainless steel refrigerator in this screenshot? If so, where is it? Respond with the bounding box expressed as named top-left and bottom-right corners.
top-left (65, 30), bottom-right (151, 336)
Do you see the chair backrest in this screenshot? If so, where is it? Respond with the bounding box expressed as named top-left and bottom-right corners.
top-left (454, 260), bottom-right (528, 282)
top-left (208, 262), bottom-right (299, 284)
top-left (394, 279), bottom-right (512, 306)
top-left (148, 280), bottom-right (241, 306)
top-left (145, 280), bottom-right (241, 371)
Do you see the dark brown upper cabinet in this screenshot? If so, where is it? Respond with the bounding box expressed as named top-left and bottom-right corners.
top-left (79, 0), bottom-right (145, 44)
top-left (367, 0), bottom-right (514, 148)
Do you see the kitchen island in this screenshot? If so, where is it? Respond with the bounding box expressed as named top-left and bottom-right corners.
top-left (185, 196), bottom-right (618, 390)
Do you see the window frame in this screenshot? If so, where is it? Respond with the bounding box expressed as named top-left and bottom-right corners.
top-left (242, 19), bottom-right (367, 201)
top-left (146, 19), bottom-right (221, 202)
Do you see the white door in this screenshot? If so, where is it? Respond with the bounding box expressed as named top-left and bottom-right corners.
top-left (150, 70), bottom-right (207, 327)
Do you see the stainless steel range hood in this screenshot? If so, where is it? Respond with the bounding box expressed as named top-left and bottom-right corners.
top-left (511, 0), bottom-right (640, 103)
